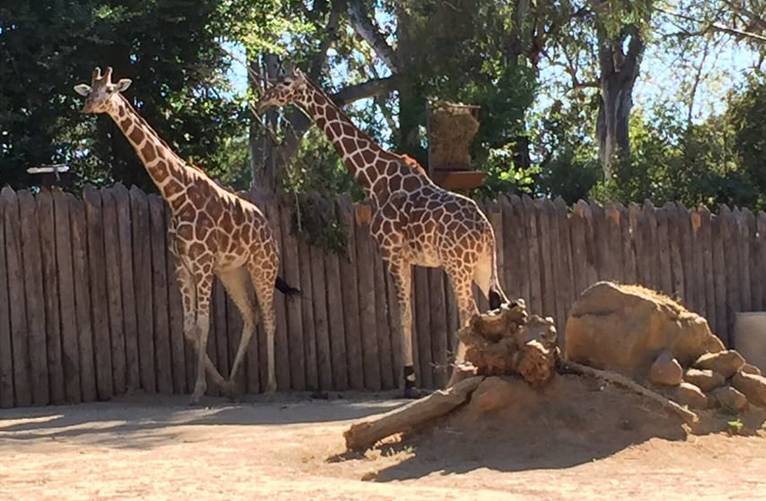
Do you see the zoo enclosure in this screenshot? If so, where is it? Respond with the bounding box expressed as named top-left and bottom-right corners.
top-left (0, 185), bottom-right (764, 408)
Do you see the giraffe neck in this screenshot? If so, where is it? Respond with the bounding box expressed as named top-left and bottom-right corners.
top-left (106, 95), bottom-right (189, 202)
top-left (300, 82), bottom-right (399, 205)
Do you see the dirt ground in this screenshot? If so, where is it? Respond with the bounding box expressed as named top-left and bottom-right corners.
top-left (1, 390), bottom-right (766, 500)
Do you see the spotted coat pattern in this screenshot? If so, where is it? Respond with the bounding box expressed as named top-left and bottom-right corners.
top-left (76, 67), bottom-right (280, 402)
top-left (257, 69), bottom-right (509, 391)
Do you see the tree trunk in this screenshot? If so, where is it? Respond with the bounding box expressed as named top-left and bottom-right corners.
top-left (595, 24), bottom-right (644, 180)
top-left (249, 54), bottom-right (281, 197)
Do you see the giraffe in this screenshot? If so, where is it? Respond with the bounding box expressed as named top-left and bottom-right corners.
top-left (256, 67), bottom-right (509, 397)
top-left (74, 67), bottom-right (299, 404)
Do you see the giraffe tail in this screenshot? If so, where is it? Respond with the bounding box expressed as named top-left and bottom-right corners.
top-left (275, 276), bottom-right (301, 297)
top-left (487, 247), bottom-right (508, 310)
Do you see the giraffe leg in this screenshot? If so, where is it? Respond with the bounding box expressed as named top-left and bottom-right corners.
top-left (218, 266), bottom-right (259, 395)
top-left (248, 263), bottom-right (278, 394)
top-left (176, 262), bottom-right (226, 404)
top-left (189, 268), bottom-right (216, 404)
top-left (386, 259), bottom-right (420, 398)
top-left (446, 267), bottom-right (480, 388)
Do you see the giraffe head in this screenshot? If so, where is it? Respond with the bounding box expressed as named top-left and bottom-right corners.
top-left (255, 65), bottom-right (309, 113)
top-left (74, 66), bottom-right (132, 114)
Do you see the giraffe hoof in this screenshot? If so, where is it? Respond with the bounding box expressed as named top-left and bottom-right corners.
top-left (221, 381), bottom-right (242, 401)
top-left (402, 387), bottom-right (429, 399)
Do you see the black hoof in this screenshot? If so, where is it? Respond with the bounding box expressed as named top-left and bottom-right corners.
top-left (402, 386), bottom-right (428, 399)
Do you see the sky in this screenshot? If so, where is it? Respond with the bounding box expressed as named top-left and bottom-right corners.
top-left (225, 11), bottom-right (762, 134)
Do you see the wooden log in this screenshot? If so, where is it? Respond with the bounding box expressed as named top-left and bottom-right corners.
top-left (338, 198), bottom-right (364, 390)
top-left (522, 196), bottom-right (542, 314)
top-left (0, 190), bottom-right (13, 407)
top-left (355, 211), bottom-right (381, 391)
top-left (213, 277), bottom-right (229, 385)
top-left (570, 202), bottom-right (589, 298)
top-left (101, 189), bottom-right (127, 395)
top-left (325, 208), bottom-right (348, 391)
top-left (559, 360), bottom-right (698, 425)
top-left (551, 198), bottom-right (570, 336)
top-left (747, 210), bottom-right (762, 312)
top-left (622, 203), bottom-right (638, 286)
top-left (130, 186), bottom-right (156, 392)
top-left (666, 203), bottom-right (685, 301)
top-left (699, 208), bottom-right (717, 331)
top-left (605, 202), bottom-right (624, 282)
top-left (502, 196), bottom-right (524, 299)
top-left (69, 194), bottom-right (96, 402)
top-left (721, 206), bottom-right (740, 345)
top-left (148, 195), bottom-right (172, 394)
top-left (757, 213), bottom-right (766, 312)
top-left (164, 210), bottom-right (187, 394)
top-left (310, 243), bottom-right (332, 391)
top-left (643, 201), bottom-right (659, 290)
top-left (711, 210), bottom-right (728, 341)
top-left (590, 202), bottom-right (609, 280)
top-left (414, 267), bottom-right (433, 388)
top-left (38, 190), bottom-right (66, 404)
top-left (343, 376), bottom-right (484, 451)
top-left (280, 202), bottom-right (305, 391)
top-left (84, 186), bottom-right (112, 400)
top-left (297, 233), bottom-right (317, 391)
top-left (689, 208), bottom-right (706, 318)
top-left (739, 209), bottom-right (753, 313)
top-left (628, 203), bottom-right (645, 285)
top-left (113, 184), bottom-right (140, 392)
top-left (429, 268), bottom-right (449, 388)
top-left (657, 204), bottom-right (673, 295)
top-left (536, 199), bottom-right (556, 320)
top-left (677, 205), bottom-right (696, 311)
top-left (266, 203), bottom-right (290, 390)
top-left (53, 190), bottom-right (81, 403)
top-left (19, 190), bottom-right (50, 405)
top-left (373, 248), bottom-right (394, 389)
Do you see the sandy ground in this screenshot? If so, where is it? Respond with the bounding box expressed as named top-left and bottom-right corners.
top-left (1, 392), bottom-right (766, 500)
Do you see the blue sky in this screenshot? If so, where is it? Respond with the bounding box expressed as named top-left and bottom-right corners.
top-left (225, 14), bottom-right (760, 132)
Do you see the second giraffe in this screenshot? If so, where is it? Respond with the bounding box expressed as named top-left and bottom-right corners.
top-left (257, 66), bottom-right (509, 397)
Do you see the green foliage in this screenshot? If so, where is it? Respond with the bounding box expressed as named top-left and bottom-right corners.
top-left (728, 72), bottom-right (766, 197)
top-left (590, 103), bottom-right (761, 209)
top-left (0, 0), bottom-right (250, 191)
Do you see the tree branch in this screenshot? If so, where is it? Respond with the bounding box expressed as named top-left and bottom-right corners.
top-left (331, 74), bottom-right (402, 106)
top-left (656, 5), bottom-right (766, 43)
top-left (346, 0), bottom-right (399, 72)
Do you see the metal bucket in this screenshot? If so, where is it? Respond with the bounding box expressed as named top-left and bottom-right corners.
top-left (734, 312), bottom-right (766, 372)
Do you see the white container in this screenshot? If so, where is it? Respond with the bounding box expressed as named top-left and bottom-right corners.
top-left (733, 312), bottom-right (766, 373)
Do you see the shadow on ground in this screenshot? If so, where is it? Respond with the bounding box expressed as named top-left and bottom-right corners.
top-left (0, 392), bottom-right (405, 450)
top-left (348, 376), bottom-right (766, 481)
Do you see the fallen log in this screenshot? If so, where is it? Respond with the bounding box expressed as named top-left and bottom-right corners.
top-left (343, 376), bottom-right (484, 451)
top-left (559, 360), bottom-right (699, 425)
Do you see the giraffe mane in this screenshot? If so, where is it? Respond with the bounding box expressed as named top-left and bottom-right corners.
top-left (399, 154), bottom-right (428, 176)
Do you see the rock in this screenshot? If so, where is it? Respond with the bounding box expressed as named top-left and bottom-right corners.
top-left (710, 386), bottom-right (748, 413)
top-left (683, 368), bottom-right (726, 392)
top-left (564, 282), bottom-right (724, 380)
top-left (649, 351), bottom-right (684, 386)
top-left (731, 370), bottom-right (766, 408)
top-left (741, 364), bottom-right (762, 376)
top-left (693, 350), bottom-right (745, 379)
top-left (672, 382), bottom-right (709, 409)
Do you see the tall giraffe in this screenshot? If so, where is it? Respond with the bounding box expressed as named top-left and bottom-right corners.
top-left (75, 67), bottom-right (299, 403)
top-left (256, 67), bottom-right (509, 397)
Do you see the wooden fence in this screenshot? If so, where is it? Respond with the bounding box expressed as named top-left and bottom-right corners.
top-left (0, 184), bottom-right (765, 408)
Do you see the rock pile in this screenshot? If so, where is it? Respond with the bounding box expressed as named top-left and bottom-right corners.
top-left (565, 281), bottom-right (766, 414)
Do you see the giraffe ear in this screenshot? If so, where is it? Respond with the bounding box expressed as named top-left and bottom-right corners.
top-left (115, 78), bottom-right (132, 92)
top-left (74, 84), bottom-right (92, 97)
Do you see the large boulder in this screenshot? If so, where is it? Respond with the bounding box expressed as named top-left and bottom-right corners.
top-left (731, 370), bottom-right (766, 408)
top-left (672, 382), bottom-right (709, 410)
top-left (564, 282), bottom-right (724, 380)
top-left (710, 386), bottom-right (749, 413)
top-left (683, 368), bottom-right (726, 392)
top-left (649, 351), bottom-right (684, 386)
top-left (693, 350), bottom-right (745, 379)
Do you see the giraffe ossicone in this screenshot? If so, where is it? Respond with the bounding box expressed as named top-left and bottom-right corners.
top-left (256, 66), bottom-right (509, 396)
top-left (75, 66), bottom-right (299, 403)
